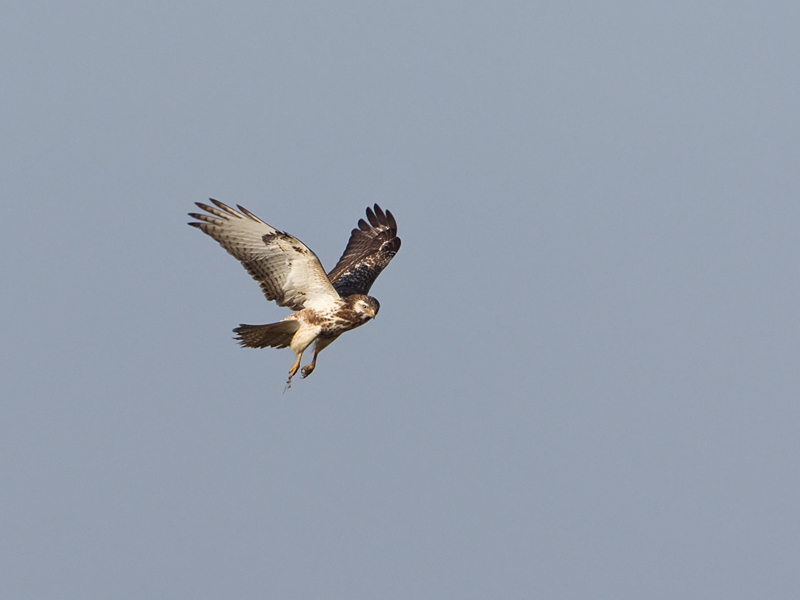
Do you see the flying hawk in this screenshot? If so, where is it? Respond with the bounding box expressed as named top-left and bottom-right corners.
top-left (188, 200), bottom-right (400, 388)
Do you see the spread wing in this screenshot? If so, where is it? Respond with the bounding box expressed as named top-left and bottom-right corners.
top-left (327, 204), bottom-right (401, 297)
top-left (189, 199), bottom-right (341, 311)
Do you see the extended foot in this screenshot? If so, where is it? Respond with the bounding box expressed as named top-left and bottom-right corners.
top-left (287, 355), bottom-right (302, 379)
top-left (301, 363), bottom-right (315, 379)
top-left (285, 357), bottom-right (302, 392)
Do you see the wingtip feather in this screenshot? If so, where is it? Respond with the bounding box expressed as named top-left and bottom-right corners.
top-left (209, 198), bottom-right (241, 217)
top-left (385, 209), bottom-right (397, 231)
top-left (366, 206), bottom-right (379, 227)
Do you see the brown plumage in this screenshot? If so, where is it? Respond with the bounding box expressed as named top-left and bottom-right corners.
top-left (328, 204), bottom-right (401, 297)
top-left (188, 200), bottom-right (400, 388)
top-left (233, 320), bottom-right (300, 349)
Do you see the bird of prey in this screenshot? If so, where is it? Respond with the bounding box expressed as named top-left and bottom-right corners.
top-left (188, 200), bottom-right (401, 388)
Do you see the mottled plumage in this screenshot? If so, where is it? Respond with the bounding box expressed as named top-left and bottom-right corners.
top-left (328, 204), bottom-right (401, 297)
top-left (188, 199), bottom-right (400, 388)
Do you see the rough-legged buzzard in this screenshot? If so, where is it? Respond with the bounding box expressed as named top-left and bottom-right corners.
top-left (188, 200), bottom-right (400, 388)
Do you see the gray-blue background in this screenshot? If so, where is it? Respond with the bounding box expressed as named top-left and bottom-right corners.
top-left (3, 1), bottom-right (799, 598)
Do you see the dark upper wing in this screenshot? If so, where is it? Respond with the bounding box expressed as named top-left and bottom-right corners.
top-left (188, 199), bottom-right (341, 312)
top-left (327, 204), bottom-right (401, 297)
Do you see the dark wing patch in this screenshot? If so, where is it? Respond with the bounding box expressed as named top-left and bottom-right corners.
top-left (327, 204), bottom-right (401, 297)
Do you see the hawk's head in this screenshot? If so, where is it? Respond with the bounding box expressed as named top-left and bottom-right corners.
top-left (347, 294), bottom-right (380, 321)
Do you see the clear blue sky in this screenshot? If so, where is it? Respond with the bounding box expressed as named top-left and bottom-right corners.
top-left (2, 1), bottom-right (799, 598)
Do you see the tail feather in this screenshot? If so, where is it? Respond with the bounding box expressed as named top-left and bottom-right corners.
top-left (233, 320), bottom-right (300, 349)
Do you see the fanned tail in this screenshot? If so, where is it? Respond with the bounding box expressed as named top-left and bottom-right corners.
top-left (233, 320), bottom-right (300, 349)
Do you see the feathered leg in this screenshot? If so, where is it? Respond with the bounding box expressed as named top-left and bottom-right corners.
top-left (284, 323), bottom-right (320, 391)
top-left (301, 335), bottom-right (339, 379)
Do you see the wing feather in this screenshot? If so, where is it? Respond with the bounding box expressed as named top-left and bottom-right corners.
top-left (327, 204), bottom-right (401, 297)
top-left (188, 199), bottom-right (341, 311)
